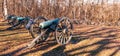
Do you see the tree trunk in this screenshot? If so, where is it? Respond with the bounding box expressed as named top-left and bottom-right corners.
top-left (3, 0), bottom-right (8, 19)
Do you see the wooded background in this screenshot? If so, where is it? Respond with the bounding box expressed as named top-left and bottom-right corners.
top-left (0, 0), bottom-right (120, 26)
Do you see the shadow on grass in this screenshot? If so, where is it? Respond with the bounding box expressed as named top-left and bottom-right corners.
top-left (0, 46), bottom-right (27, 56)
top-left (18, 39), bottom-right (57, 56)
top-left (110, 47), bottom-right (120, 56)
top-left (0, 36), bottom-right (31, 46)
top-left (0, 26), bottom-right (120, 56)
top-left (0, 39), bottom-right (57, 56)
top-left (65, 38), bottom-right (120, 56)
top-left (42, 45), bottom-right (66, 56)
top-left (0, 31), bottom-right (28, 36)
top-left (0, 27), bottom-right (26, 32)
top-left (65, 26), bottom-right (120, 56)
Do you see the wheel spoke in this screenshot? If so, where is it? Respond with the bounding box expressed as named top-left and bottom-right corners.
top-left (63, 35), bottom-right (66, 44)
top-left (56, 17), bottom-right (73, 45)
top-left (60, 34), bottom-right (64, 44)
top-left (58, 32), bottom-right (63, 41)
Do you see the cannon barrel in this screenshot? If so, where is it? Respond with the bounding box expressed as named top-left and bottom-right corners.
top-left (17, 17), bottom-right (24, 21)
top-left (39, 18), bottom-right (60, 29)
top-left (17, 16), bottom-right (30, 21)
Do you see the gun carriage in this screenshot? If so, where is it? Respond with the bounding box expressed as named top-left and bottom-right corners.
top-left (26, 17), bottom-right (74, 48)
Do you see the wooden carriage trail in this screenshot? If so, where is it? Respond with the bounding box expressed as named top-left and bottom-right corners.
top-left (0, 22), bottom-right (120, 56)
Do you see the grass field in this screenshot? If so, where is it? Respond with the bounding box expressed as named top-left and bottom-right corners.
top-left (0, 21), bottom-right (120, 56)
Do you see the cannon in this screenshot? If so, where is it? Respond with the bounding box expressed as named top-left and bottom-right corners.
top-left (6, 15), bottom-right (31, 30)
top-left (7, 15), bottom-right (17, 25)
top-left (26, 17), bottom-right (73, 48)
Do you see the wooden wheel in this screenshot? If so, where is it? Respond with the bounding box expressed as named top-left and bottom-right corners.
top-left (55, 17), bottom-right (73, 45)
top-left (29, 16), bottom-right (48, 40)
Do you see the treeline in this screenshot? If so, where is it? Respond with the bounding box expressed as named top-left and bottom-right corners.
top-left (1, 0), bottom-right (120, 26)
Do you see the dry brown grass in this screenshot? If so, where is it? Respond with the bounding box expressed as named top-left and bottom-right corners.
top-left (0, 22), bottom-right (120, 56)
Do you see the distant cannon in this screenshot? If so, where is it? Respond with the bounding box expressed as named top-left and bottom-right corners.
top-left (7, 15), bottom-right (16, 25)
top-left (6, 15), bottom-right (31, 30)
top-left (26, 17), bottom-right (73, 48)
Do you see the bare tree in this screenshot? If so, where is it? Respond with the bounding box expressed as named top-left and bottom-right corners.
top-left (3, 0), bottom-right (8, 19)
